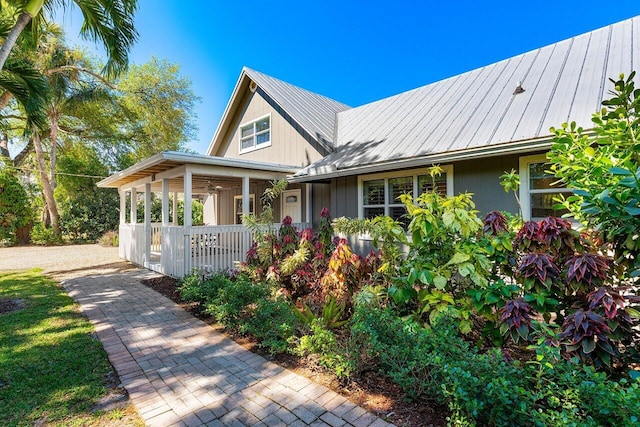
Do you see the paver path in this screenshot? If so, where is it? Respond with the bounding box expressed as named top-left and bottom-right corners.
top-left (0, 246), bottom-right (393, 427)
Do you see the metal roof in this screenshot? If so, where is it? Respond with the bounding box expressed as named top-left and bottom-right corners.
top-left (206, 67), bottom-right (350, 156)
top-left (294, 16), bottom-right (639, 179)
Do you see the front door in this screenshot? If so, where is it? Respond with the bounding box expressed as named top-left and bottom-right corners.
top-left (281, 189), bottom-right (302, 223)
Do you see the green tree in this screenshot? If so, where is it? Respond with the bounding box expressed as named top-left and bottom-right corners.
top-left (549, 72), bottom-right (640, 279)
top-left (0, 0), bottom-right (138, 77)
top-left (114, 57), bottom-right (199, 166)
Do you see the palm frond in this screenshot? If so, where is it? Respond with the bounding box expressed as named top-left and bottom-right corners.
top-left (0, 58), bottom-right (49, 128)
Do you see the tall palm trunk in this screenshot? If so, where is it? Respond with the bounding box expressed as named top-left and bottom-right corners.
top-left (49, 112), bottom-right (58, 190)
top-left (0, 0), bottom-right (44, 72)
top-left (32, 128), bottom-right (60, 236)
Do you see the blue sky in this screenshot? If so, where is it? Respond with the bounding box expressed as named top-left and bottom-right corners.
top-left (57, 0), bottom-right (640, 154)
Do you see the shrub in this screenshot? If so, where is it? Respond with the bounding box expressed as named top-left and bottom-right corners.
top-left (242, 299), bottom-right (301, 354)
top-left (178, 272), bottom-right (229, 305)
top-left (0, 165), bottom-right (33, 245)
top-left (178, 272), bottom-right (270, 328)
top-left (294, 319), bottom-right (352, 378)
top-left (30, 223), bottom-right (63, 246)
top-left (349, 307), bottom-right (640, 426)
top-left (203, 276), bottom-right (270, 327)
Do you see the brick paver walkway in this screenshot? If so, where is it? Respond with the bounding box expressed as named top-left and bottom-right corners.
top-left (62, 268), bottom-right (394, 427)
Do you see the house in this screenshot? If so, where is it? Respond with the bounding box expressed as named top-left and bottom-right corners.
top-left (98, 16), bottom-right (640, 278)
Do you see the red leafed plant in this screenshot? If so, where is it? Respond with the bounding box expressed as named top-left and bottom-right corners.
top-left (515, 221), bottom-right (540, 250)
top-left (564, 253), bottom-right (609, 293)
top-left (537, 217), bottom-right (572, 245)
top-left (588, 286), bottom-right (629, 320)
top-left (499, 298), bottom-right (535, 344)
top-left (559, 309), bottom-right (616, 367)
top-left (483, 211), bottom-right (509, 235)
top-left (516, 253), bottom-right (561, 291)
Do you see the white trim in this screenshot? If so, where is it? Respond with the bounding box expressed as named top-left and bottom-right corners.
top-left (233, 194), bottom-right (255, 224)
top-left (519, 154), bottom-right (571, 221)
top-left (239, 113), bottom-right (272, 154)
top-left (357, 165), bottom-right (454, 218)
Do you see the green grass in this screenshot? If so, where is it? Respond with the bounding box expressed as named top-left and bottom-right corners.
top-left (0, 270), bottom-right (119, 426)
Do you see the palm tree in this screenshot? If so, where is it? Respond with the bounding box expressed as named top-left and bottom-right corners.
top-left (0, 0), bottom-right (138, 77)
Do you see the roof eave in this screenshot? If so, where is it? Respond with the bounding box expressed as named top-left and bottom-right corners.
top-left (288, 137), bottom-right (555, 183)
top-left (98, 151), bottom-right (301, 189)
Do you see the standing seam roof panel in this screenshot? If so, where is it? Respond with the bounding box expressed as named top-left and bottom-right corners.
top-left (511, 40), bottom-right (571, 140)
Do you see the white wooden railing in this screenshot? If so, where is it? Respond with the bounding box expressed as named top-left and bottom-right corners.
top-left (119, 222), bottom-right (312, 278)
top-left (119, 224), bottom-right (146, 267)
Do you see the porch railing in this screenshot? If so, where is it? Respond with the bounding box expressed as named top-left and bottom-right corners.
top-left (119, 224), bottom-right (146, 267)
top-left (120, 222), bottom-right (311, 278)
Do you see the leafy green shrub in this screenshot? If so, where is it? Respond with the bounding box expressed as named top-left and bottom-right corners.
top-left (178, 272), bottom-right (229, 305)
top-left (30, 222), bottom-right (63, 246)
top-left (242, 298), bottom-right (301, 354)
top-left (549, 72), bottom-right (640, 279)
top-left (203, 276), bottom-right (270, 327)
top-left (98, 230), bottom-right (119, 247)
top-left (179, 272), bottom-right (270, 327)
top-left (294, 319), bottom-right (352, 378)
top-left (0, 165), bottom-right (33, 245)
top-left (349, 307), bottom-right (640, 426)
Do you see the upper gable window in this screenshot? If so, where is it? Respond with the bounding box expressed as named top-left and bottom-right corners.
top-left (239, 114), bottom-right (271, 153)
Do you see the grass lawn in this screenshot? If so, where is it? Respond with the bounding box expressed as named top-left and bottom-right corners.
top-left (0, 270), bottom-right (142, 426)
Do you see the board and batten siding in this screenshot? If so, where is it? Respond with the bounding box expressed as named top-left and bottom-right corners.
top-left (214, 89), bottom-right (326, 167)
top-left (453, 153), bottom-right (522, 216)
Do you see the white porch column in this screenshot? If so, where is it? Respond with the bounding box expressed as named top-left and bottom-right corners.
top-left (184, 168), bottom-right (192, 227)
top-left (144, 183), bottom-right (152, 266)
top-left (130, 188), bottom-right (137, 223)
top-left (162, 179), bottom-right (170, 226)
top-left (119, 189), bottom-right (126, 225)
top-left (242, 175), bottom-right (250, 220)
top-left (172, 192), bottom-right (178, 225)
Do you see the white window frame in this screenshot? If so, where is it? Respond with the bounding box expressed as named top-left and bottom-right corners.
top-left (357, 165), bottom-right (454, 219)
top-left (519, 154), bottom-right (571, 221)
top-left (233, 194), bottom-right (255, 224)
top-left (239, 113), bottom-right (271, 154)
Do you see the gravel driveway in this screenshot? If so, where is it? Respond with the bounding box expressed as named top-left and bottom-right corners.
top-left (0, 244), bottom-right (131, 280)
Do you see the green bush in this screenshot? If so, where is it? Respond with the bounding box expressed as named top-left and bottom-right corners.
top-left (203, 276), bottom-right (270, 328)
top-left (30, 222), bottom-right (63, 246)
top-left (348, 306), bottom-right (640, 426)
top-left (179, 272), bottom-right (271, 327)
top-left (294, 318), bottom-right (352, 378)
top-left (0, 165), bottom-right (33, 245)
top-left (242, 299), bottom-right (301, 354)
top-left (178, 272), bottom-right (229, 305)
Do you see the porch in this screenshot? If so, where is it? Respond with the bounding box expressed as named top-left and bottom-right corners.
top-left (98, 151), bottom-right (311, 278)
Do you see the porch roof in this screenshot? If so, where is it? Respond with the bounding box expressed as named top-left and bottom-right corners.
top-left (97, 151), bottom-right (300, 190)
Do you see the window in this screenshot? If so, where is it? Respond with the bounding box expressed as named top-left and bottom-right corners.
top-left (239, 114), bottom-right (271, 153)
top-left (234, 194), bottom-right (255, 224)
top-left (359, 166), bottom-right (453, 225)
top-left (519, 154), bottom-right (571, 221)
